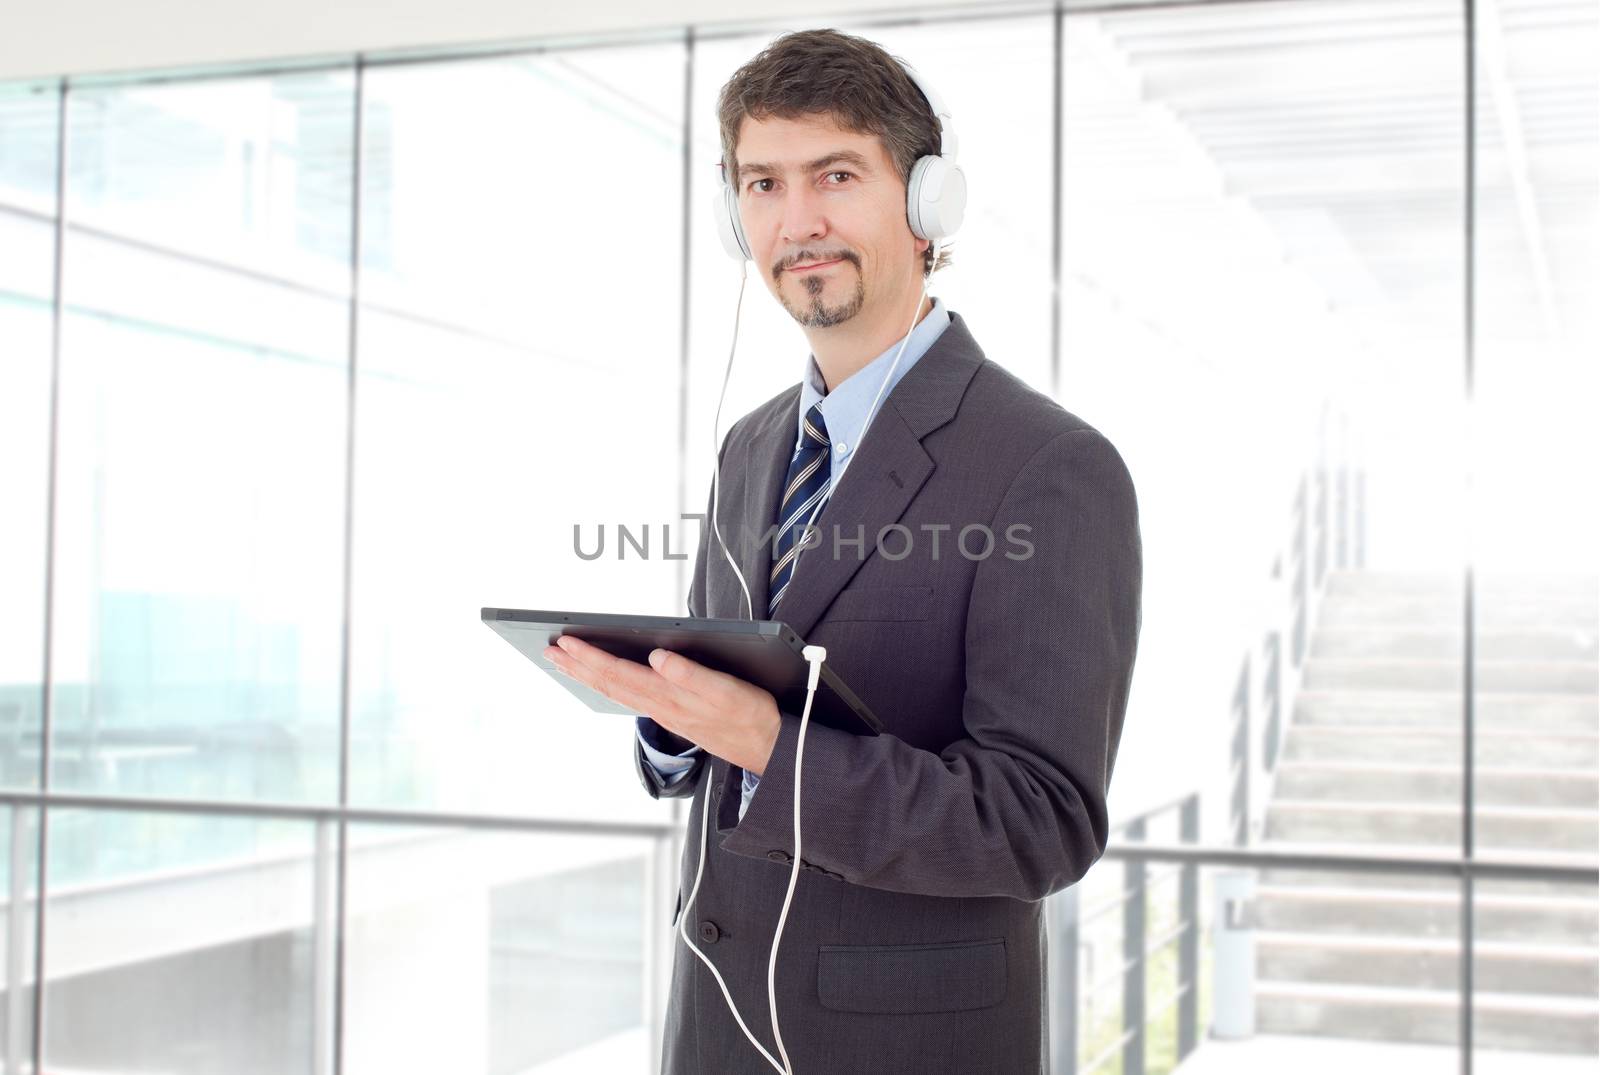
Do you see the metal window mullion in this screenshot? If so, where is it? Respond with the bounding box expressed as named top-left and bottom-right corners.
top-left (27, 74), bottom-right (71, 1075)
top-left (1051, 2), bottom-right (1064, 401)
top-left (1460, 3), bottom-right (1477, 1074)
top-left (329, 55), bottom-right (367, 1075)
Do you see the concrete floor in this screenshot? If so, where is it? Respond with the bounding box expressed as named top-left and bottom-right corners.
top-left (1173, 1033), bottom-right (1598, 1075)
top-left (526, 1025), bottom-right (1599, 1074)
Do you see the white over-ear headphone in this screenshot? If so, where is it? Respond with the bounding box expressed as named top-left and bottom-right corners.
top-left (713, 58), bottom-right (967, 264)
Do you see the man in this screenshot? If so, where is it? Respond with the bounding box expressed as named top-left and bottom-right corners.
top-left (543, 28), bottom-right (1141, 1074)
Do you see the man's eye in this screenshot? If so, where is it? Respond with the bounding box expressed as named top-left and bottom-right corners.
top-left (749, 178), bottom-right (774, 193)
top-left (826, 171), bottom-right (853, 184)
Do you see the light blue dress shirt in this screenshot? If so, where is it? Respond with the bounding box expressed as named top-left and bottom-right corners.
top-left (637, 296), bottom-right (952, 821)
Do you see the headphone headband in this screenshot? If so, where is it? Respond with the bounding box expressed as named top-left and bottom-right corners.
top-left (896, 60), bottom-right (959, 163)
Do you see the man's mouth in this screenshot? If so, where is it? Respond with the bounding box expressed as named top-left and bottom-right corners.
top-left (789, 258), bottom-right (843, 273)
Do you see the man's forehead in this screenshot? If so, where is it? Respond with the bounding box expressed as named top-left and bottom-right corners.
top-left (733, 115), bottom-right (885, 178)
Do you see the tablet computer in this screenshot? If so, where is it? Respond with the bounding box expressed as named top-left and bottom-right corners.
top-left (482, 608), bottom-right (882, 737)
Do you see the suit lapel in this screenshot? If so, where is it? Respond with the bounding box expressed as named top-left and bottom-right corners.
top-left (742, 311), bottom-right (986, 641)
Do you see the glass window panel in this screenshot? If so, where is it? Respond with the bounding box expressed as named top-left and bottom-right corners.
top-left (65, 74), bottom-right (352, 288)
top-left (342, 823), bottom-right (656, 1073)
top-left (1471, 0), bottom-right (1599, 1059)
top-left (350, 46), bottom-right (685, 820)
top-left (49, 71), bottom-right (355, 804)
top-left (0, 806), bottom-right (40, 1066)
top-left (0, 82), bottom-right (58, 793)
top-left (1062, 0), bottom-right (1474, 1057)
top-left (0, 79), bottom-right (59, 212)
top-left (42, 809), bottom-right (319, 1074)
top-left (867, 17), bottom-right (1056, 397)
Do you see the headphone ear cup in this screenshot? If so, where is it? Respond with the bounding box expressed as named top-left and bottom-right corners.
top-left (714, 182), bottom-right (752, 262)
top-left (906, 154), bottom-right (967, 243)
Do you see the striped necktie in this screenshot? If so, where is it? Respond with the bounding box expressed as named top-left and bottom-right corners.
top-left (768, 402), bottom-right (831, 616)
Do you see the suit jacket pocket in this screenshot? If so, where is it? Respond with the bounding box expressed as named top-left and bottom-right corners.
top-left (825, 584), bottom-right (934, 622)
top-left (816, 938), bottom-right (1006, 1014)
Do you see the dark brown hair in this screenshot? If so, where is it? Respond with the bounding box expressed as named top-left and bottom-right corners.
top-left (717, 28), bottom-right (955, 277)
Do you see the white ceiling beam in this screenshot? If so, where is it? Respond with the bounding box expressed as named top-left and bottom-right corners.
top-left (1479, 0), bottom-right (1564, 346)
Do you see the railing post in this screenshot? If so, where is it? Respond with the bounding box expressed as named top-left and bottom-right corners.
top-left (1178, 797), bottom-right (1199, 1063)
top-left (1263, 634), bottom-right (1282, 791)
top-left (1314, 404), bottom-right (1329, 589)
top-left (1336, 409), bottom-right (1350, 571)
top-left (1047, 884), bottom-right (1079, 1075)
top-left (1354, 434), bottom-right (1368, 569)
top-left (1122, 818), bottom-right (1146, 1075)
top-left (1291, 474), bottom-right (1308, 668)
top-left (1229, 655), bottom-right (1250, 847)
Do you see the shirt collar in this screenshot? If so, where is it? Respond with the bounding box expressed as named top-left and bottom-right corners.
top-left (794, 295), bottom-right (951, 458)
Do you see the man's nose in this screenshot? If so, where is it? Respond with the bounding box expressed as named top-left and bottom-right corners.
top-left (778, 185), bottom-right (827, 247)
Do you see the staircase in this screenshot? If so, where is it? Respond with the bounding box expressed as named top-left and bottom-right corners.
top-left (1254, 570), bottom-right (1600, 1055)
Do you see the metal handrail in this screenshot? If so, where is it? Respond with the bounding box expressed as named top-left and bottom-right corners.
top-left (0, 789), bottom-right (676, 838)
top-left (1101, 840), bottom-right (1599, 886)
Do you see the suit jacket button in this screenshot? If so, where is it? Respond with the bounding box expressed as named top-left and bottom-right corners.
top-left (767, 850), bottom-right (792, 863)
top-left (697, 920), bottom-right (721, 944)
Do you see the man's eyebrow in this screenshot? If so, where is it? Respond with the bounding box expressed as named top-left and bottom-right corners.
top-left (736, 149), bottom-right (874, 182)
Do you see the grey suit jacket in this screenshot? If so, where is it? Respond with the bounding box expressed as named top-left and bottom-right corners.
top-left (633, 309), bottom-right (1142, 1073)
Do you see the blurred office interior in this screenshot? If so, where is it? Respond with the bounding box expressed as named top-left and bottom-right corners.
top-left (0, 0), bottom-right (1595, 1072)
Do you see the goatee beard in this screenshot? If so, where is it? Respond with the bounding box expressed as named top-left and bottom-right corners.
top-left (785, 273), bottom-right (865, 328)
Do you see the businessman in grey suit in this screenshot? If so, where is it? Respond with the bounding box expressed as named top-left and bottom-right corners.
top-left (543, 28), bottom-right (1141, 1074)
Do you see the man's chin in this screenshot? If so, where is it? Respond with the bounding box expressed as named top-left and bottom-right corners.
top-left (781, 285), bottom-right (863, 327)
top-left (791, 307), bottom-right (860, 329)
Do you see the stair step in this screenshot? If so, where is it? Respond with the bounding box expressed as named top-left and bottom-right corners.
top-left (1272, 761), bottom-right (1598, 808)
top-left (1281, 724), bottom-right (1598, 767)
top-left (1256, 930), bottom-right (1598, 995)
top-left (1323, 570), bottom-right (1597, 597)
top-left (1315, 596), bottom-right (1597, 631)
top-left (1252, 883), bottom-right (1599, 946)
top-left (1316, 572), bottom-right (1597, 632)
top-left (1312, 628), bottom-right (1598, 662)
top-left (1255, 979), bottom-right (1599, 1053)
top-left (1257, 868), bottom-right (1598, 900)
top-left (1265, 800), bottom-right (1597, 853)
top-left (1294, 690), bottom-right (1598, 732)
top-left (1303, 658), bottom-right (1598, 693)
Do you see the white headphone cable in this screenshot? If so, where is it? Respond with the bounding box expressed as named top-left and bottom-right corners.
top-left (684, 248), bottom-right (938, 1074)
top-left (710, 262), bottom-right (756, 622)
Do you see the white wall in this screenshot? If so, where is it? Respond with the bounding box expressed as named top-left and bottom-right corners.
top-left (1, 0), bottom-right (938, 81)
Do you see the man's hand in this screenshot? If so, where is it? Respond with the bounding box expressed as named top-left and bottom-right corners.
top-left (544, 635), bottom-right (782, 777)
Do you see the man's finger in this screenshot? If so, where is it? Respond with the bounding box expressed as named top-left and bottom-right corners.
top-left (554, 636), bottom-right (651, 697)
top-left (553, 636), bottom-right (683, 718)
top-left (649, 647), bottom-right (742, 703)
